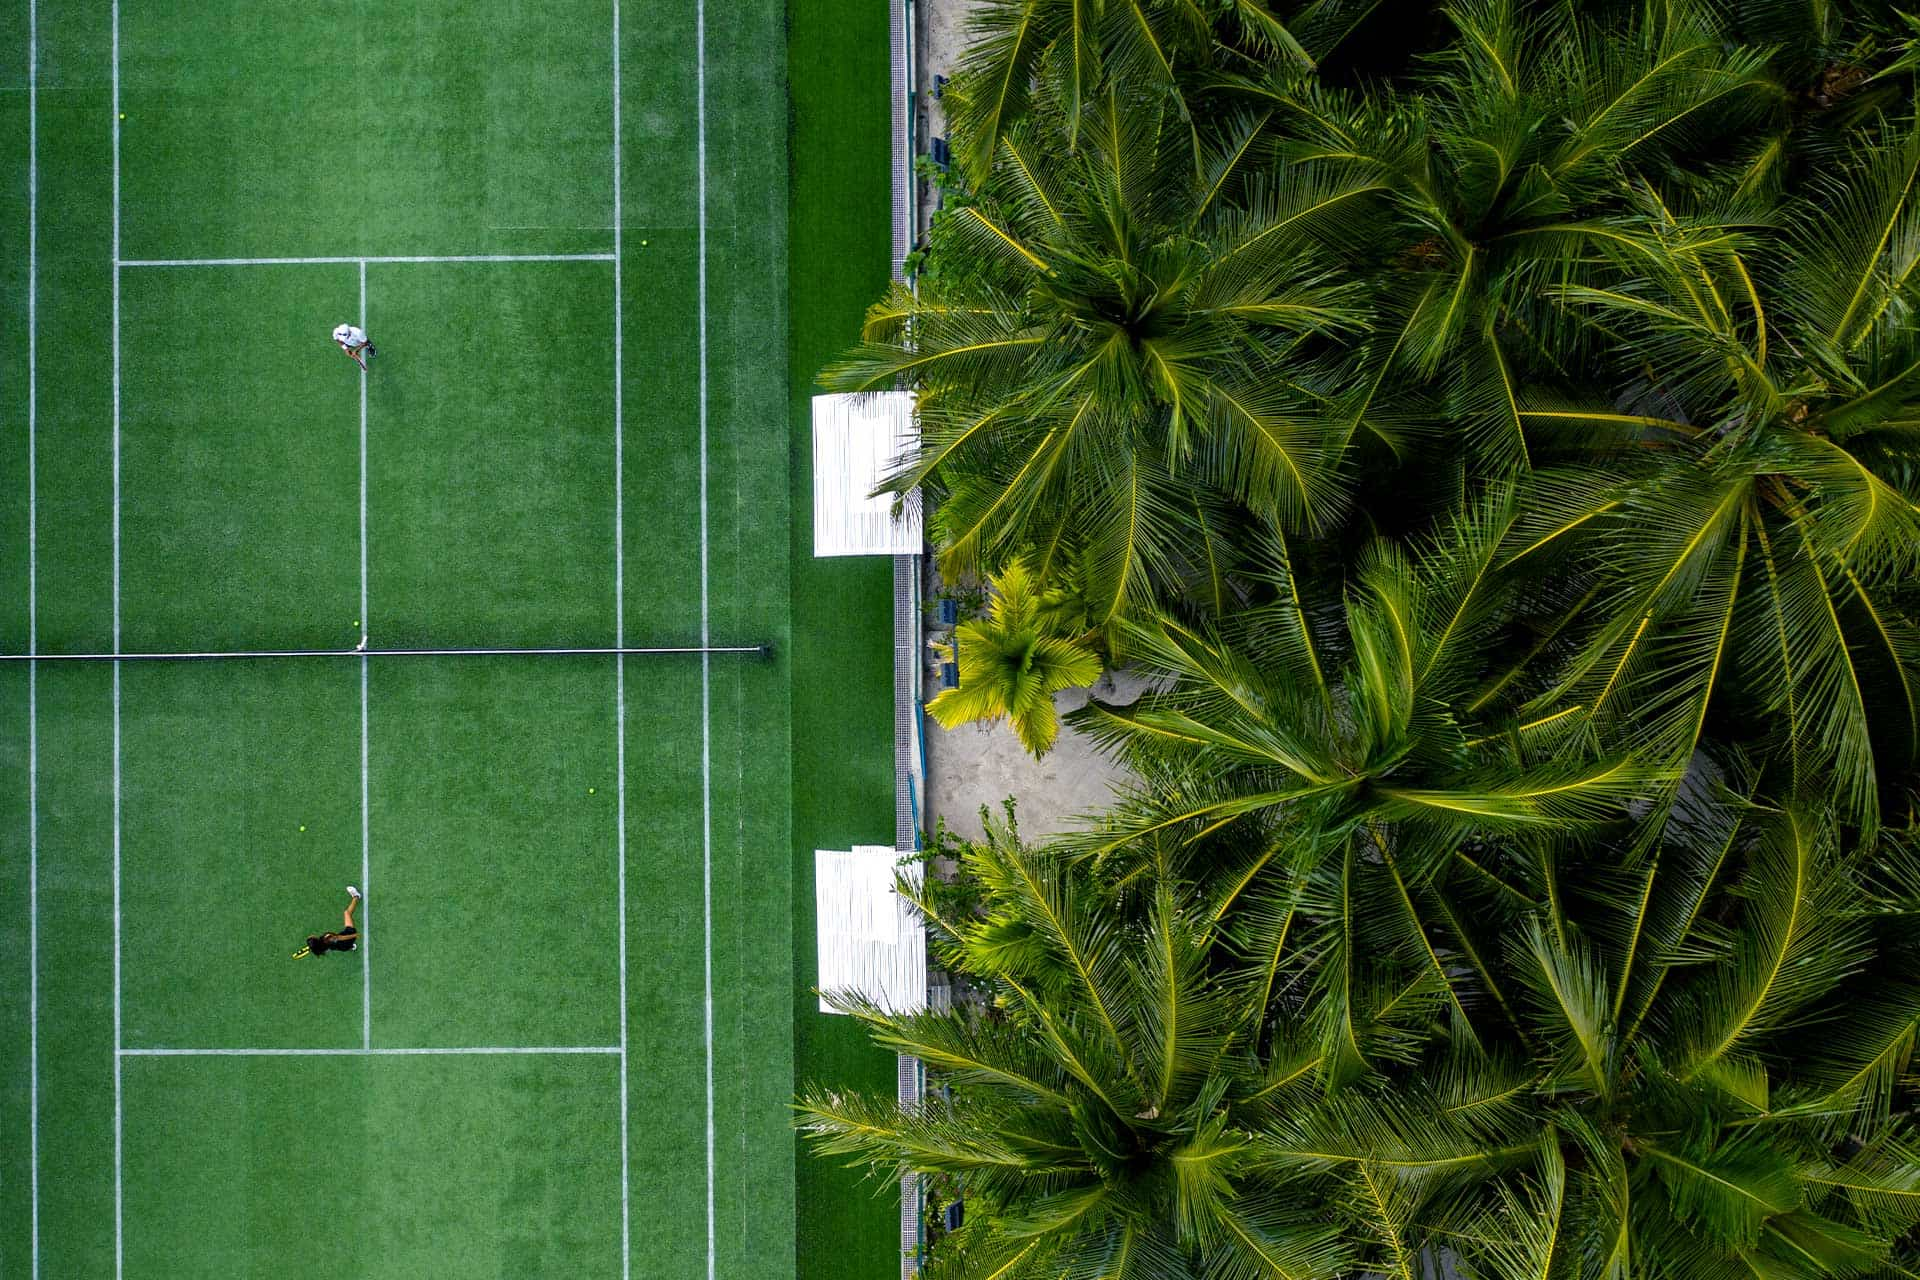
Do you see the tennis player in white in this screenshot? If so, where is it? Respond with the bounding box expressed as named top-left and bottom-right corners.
top-left (332, 323), bottom-right (375, 369)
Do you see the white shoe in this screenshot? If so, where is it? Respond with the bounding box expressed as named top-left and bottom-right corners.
top-left (347, 885), bottom-right (361, 899)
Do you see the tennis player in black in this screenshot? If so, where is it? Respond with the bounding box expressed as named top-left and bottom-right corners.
top-left (296, 885), bottom-right (362, 959)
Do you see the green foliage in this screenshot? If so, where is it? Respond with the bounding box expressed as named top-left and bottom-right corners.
top-left (798, 839), bottom-right (1359, 1280)
top-left (804, 0), bottom-right (1920, 1273)
top-left (927, 558), bottom-right (1106, 757)
top-left (825, 78), bottom-right (1379, 621)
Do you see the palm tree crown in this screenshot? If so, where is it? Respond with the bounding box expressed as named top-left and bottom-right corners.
top-left (825, 81), bottom-right (1377, 623)
top-left (928, 559), bottom-right (1104, 757)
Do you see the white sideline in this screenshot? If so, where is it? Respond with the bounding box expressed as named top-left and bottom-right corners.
top-left (27, 0), bottom-right (40, 1272)
top-left (120, 1046), bottom-right (622, 1057)
top-left (359, 260), bottom-right (372, 1053)
top-left (110, 3), bottom-right (125, 1273)
top-left (116, 253), bottom-right (617, 267)
top-left (695, 0), bottom-right (717, 1276)
top-left (612, 3), bottom-right (633, 1276)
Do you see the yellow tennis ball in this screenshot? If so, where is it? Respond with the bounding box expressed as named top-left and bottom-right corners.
top-left (299, 825), bottom-right (306, 832)
top-left (588, 787), bottom-right (597, 794)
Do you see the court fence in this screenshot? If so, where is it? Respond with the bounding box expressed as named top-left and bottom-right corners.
top-left (888, 0), bottom-right (931, 1273)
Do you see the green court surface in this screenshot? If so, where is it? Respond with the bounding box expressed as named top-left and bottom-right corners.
top-left (0, 1), bottom-right (900, 1276)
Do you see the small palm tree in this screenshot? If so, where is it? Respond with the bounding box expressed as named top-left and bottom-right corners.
top-left (928, 559), bottom-right (1103, 758)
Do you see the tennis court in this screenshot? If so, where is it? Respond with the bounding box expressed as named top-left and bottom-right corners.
top-left (0, 1), bottom-right (897, 1275)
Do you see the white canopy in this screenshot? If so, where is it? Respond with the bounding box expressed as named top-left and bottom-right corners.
top-left (815, 846), bottom-right (926, 1014)
top-left (812, 392), bottom-right (922, 556)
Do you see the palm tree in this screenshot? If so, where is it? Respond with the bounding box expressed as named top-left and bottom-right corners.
top-left (1219, 0), bottom-right (1781, 475)
top-left (1071, 675), bottom-right (1920, 1274)
top-left (941, 0), bottom-right (1350, 181)
top-left (1062, 496), bottom-right (1657, 1082)
top-left (801, 3), bottom-right (1920, 1272)
top-left (1497, 127), bottom-right (1920, 830)
top-left (928, 558), bottom-right (1103, 757)
top-left (797, 820), bottom-right (1357, 1279)
top-left (823, 79), bottom-right (1379, 624)
top-left (1302, 794), bottom-right (1920, 1279)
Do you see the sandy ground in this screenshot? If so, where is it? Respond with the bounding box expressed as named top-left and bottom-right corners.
top-left (923, 661), bottom-right (1156, 846)
top-left (914, 0), bottom-right (977, 240)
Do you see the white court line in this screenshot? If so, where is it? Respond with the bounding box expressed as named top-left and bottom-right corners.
top-left (121, 1046), bottom-right (622, 1057)
top-left (27, 0), bottom-right (40, 1271)
top-left (110, 3), bottom-right (124, 1273)
top-left (359, 260), bottom-right (372, 1053)
top-left (611, 2), bottom-right (632, 1276)
top-left (696, 1), bottom-right (716, 1276)
top-left (117, 253), bottom-right (616, 267)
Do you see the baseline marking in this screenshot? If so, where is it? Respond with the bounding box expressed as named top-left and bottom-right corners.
top-left (359, 259), bottom-right (372, 1053)
top-left (117, 254), bottom-right (616, 267)
top-left (696, 2), bottom-right (717, 1277)
top-left (611, 2), bottom-right (633, 1276)
top-left (27, 0), bottom-right (40, 1271)
top-left (120, 1046), bottom-right (622, 1057)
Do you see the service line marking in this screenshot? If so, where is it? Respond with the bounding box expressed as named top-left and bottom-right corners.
top-left (120, 1046), bottom-right (623, 1057)
top-left (117, 253), bottom-right (617, 267)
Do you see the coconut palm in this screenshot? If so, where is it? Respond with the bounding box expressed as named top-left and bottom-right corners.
top-left (1706, 0), bottom-right (1920, 196)
top-left (941, 0), bottom-right (1358, 181)
top-left (802, 3), bottom-right (1920, 1273)
top-left (1062, 495), bottom-right (1659, 1081)
top-left (797, 825), bottom-right (1357, 1279)
top-left (928, 558), bottom-right (1103, 757)
top-left (1069, 731), bottom-right (1920, 1276)
top-left (1314, 793), bottom-right (1920, 1279)
top-left (823, 79), bottom-right (1379, 624)
top-left (1219, 0), bottom-right (1781, 474)
top-left (1497, 127), bottom-right (1920, 830)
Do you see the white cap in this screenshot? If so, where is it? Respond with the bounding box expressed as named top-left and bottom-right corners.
top-left (333, 324), bottom-right (355, 343)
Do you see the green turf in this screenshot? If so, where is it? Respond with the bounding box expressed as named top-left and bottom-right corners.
top-left (119, 0), bottom-right (615, 260)
top-left (371, 659), bottom-right (621, 1048)
top-left (27, 669), bottom-right (120, 1276)
top-left (6, 0), bottom-right (898, 1274)
top-left (367, 259), bottom-right (617, 647)
top-left (122, 1054), bottom-right (623, 1274)
top-left (0, 1), bottom-right (35, 1270)
top-left (786, 2), bottom-right (907, 1278)
top-left (121, 661), bottom-right (363, 1048)
top-left (13, 0), bottom-right (120, 1272)
top-left (120, 265), bottom-right (362, 650)
top-left (697, 0), bottom-right (806, 1271)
